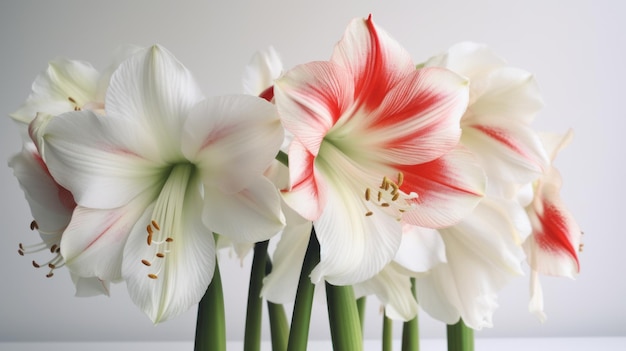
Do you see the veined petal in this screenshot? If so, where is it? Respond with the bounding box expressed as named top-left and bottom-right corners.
top-left (123, 171), bottom-right (215, 323)
top-left (8, 143), bottom-right (74, 234)
top-left (282, 140), bottom-right (327, 221)
top-left (60, 188), bottom-right (156, 281)
top-left (462, 118), bottom-right (549, 187)
top-left (183, 95), bottom-right (284, 193)
top-left (523, 166), bottom-right (581, 278)
top-left (203, 176), bottom-right (285, 243)
top-left (310, 181), bottom-right (402, 285)
top-left (41, 110), bottom-right (165, 209)
top-left (401, 146), bottom-right (485, 228)
top-left (331, 15), bottom-right (415, 110)
top-left (353, 262), bottom-right (417, 321)
top-left (354, 67), bottom-right (469, 165)
top-left (106, 45), bottom-right (204, 157)
top-left (275, 61), bottom-right (354, 155)
top-left (243, 46), bottom-right (283, 96)
top-left (262, 203), bottom-right (312, 304)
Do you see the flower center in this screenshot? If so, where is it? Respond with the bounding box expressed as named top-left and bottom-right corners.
top-left (140, 163), bottom-right (195, 280)
top-left (363, 173), bottom-right (418, 220)
top-left (17, 220), bottom-right (64, 278)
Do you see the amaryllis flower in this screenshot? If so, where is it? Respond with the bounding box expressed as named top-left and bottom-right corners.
top-left (274, 15), bottom-right (485, 285)
top-left (9, 143), bottom-right (110, 296)
top-left (523, 129), bottom-right (581, 321)
top-left (423, 42), bottom-right (548, 197)
top-left (37, 45), bottom-right (285, 322)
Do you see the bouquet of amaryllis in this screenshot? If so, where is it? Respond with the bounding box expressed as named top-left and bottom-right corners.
top-left (9, 15), bottom-right (581, 351)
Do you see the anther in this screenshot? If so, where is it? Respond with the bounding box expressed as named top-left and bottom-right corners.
top-left (32, 261), bottom-right (40, 268)
top-left (151, 220), bottom-right (160, 231)
top-left (365, 211), bottom-right (373, 217)
top-left (148, 273), bottom-right (158, 279)
top-left (156, 253), bottom-right (165, 258)
top-left (397, 172), bottom-right (404, 187)
top-left (48, 263), bottom-right (56, 269)
top-left (30, 220), bottom-right (38, 231)
top-left (46, 272), bottom-right (54, 278)
top-left (365, 188), bottom-right (371, 201)
top-left (579, 243), bottom-right (584, 252)
top-left (381, 203), bottom-right (390, 207)
top-left (50, 244), bottom-right (58, 253)
top-left (377, 191), bottom-right (382, 202)
top-left (18, 249), bottom-right (24, 256)
top-left (391, 193), bottom-right (400, 201)
top-left (68, 97), bottom-right (77, 104)
top-left (141, 259), bottom-right (152, 266)
top-left (165, 237), bottom-right (174, 243)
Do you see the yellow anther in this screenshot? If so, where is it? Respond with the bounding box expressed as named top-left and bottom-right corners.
top-left (397, 172), bottom-right (404, 187)
top-left (381, 203), bottom-right (390, 207)
top-left (151, 220), bottom-right (161, 230)
top-left (148, 274), bottom-right (158, 279)
top-left (391, 193), bottom-right (400, 201)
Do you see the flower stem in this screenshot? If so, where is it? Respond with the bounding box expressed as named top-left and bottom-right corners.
top-left (194, 255), bottom-right (226, 351)
top-left (265, 254), bottom-right (289, 351)
top-left (447, 319), bottom-right (474, 351)
top-left (244, 240), bottom-right (270, 351)
top-left (325, 283), bottom-right (363, 351)
top-left (356, 296), bottom-right (367, 332)
top-left (276, 150), bottom-right (289, 167)
top-left (401, 278), bottom-right (419, 351)
top-left (286, 227), bottom-right (320, 351)
top-left (382, 313), bottom-right (393, 351)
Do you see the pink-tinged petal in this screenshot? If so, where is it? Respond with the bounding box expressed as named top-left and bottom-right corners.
top-left (523, 166), bottom-right (581, 278)
top-left (310, 183), bottom-right (402, 285)
top-left (400, 146), bottom-right (485, 228)
top-left (331, 15), bottom-right (415, 110)
top-left (182, 95), bottom-right (284, 193)
top-left (106, 45), bottom-right (203, 153)
top-left (353, 262), bottom-right (417, 321)
top-left (41, 110), bottom-right (164, 209)
top-left (262, 203), bottom-right (312, 304)
top-left (123, 178), bottom-right (215, 323)
top-left (60, 191), bottom-right (155, 281)
top-left (360, 67), bottom-right (469, 165)
top-left (462, 118), bottom-right (549, 187)
top-left (282, 140), bottom-right (327, 221)
top-left (8, 143), bottom-right (75, 234)
top-left (203, 176), bottom-right (285, 243)
top-left (274, 61), bottom-right (354, 155)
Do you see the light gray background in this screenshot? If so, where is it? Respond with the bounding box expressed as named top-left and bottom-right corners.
top-left (0, 0), bottom-right (623, 343)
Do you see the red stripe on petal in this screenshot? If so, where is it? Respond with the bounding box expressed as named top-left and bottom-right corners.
top-left (534, 199), bottom-right (580, 272)
top-left (472, 124), bottom-right (530, 159)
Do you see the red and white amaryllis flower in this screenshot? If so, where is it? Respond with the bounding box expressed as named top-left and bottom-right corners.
top-left (523, 129), bottom-right (581, 321)
top-left (274, 15), bottom-right (485, 285)
top-left (37, 45), bottom-right (285, 322)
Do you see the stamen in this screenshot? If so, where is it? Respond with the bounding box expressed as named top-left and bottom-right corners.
top-left (32, 260), bottom-right (40, 268)
top-left (30, 220), bottom-right (39, 231)
top-left (68, 97), bottom-right (77, 104)
top-left (365, 188), bottom-right (371, 201)
top-left (156, 253), bottom-right (165, 258)
top-left (141, 259), bottom-right (152, 266)
top-left (148, 274), bottom-right (158, 279)
top-left (365, 211), bottom-right (373, 216)
top-left (363, 174), bottom-right (418, 218)
top-left (165, 237), bottom-right (174, 243)
top-left (391, 193), bottom-right (400, 201)
top-left (146, 225), bottom-right (153, 245)
top-left (579, 243), bottom-right (584, 252)
top-left (151, 220), bottom-right (161, 231)
top-left (397, 172), bottom-right (404, 187)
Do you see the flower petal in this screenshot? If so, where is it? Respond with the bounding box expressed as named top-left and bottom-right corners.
top-left (393, 224), bottom-right (446, 273)
top-left (60, 195), bottom-right (151, 282)
top-left (41, 110), bottom-right (164, 209)
top-left (400, 146), bottom-right (485, 228)
top-left (71, 274), bottom-right (111, 297)
top-left (106, 45), bottom-right (203, 155)
top-left (122, 176), bottom-right (215, 323)
top-left (243, 46), bottom-right (283, 96)
top-left (331, 15), bottom-right (415, 110)
top-left (183, 95), bottom-right (284, 193)
top-left (203, 176), bottom-right (285, 243)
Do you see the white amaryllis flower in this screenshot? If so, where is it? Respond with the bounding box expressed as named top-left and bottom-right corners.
top-left (424, 42), bottom-right (548, 197)
top-left (37, 45), bottom-right (285, 322)
top-left (523, 129), bottom-right (581, 322)
top-left (274, 15), bottom-right (485, 285)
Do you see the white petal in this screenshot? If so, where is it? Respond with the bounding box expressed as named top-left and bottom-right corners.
top-left (183, 95), bottom-right (284, 193)
top-left (203, 176), bottom-right (285, 243)
top-left (71, 274), bottom-right (111, 297)
top-left (123, 176), bottom-right (215, 323)
top-left (243, 46), bottom-right (283, 96)
top-left (42, 110), bottom-right (165, 209)
top-left (394, 225), bottom-right (446, 273)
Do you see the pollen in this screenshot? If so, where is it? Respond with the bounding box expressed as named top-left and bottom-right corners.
top-left (142, 219), bottom-right (174, 280)
top-left (363, 173), bottom-right (418, 218)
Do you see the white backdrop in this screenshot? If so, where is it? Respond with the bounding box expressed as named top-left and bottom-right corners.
top-left (1, 0), bottom-right (624, 343)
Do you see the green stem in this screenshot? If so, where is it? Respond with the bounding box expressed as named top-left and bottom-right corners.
top-left (447, 319), bottom-right (474, 351)
top-left (382, 313), bottom-right (393, 351)
top-left (356, 296), bottom-right (367, 332)
top-left (286, 228), bottom-right (320, 351)
top-left (194, 255), bottom-right (226, 351)
top-left (265, 254), bottom-right (289, 351)
top-left (401, 278), bottom-right (419, 351)
top-left (276, 150), bottom-right (289, 167)
top-left (244, 240), bottom-right (270, 351)
top-left (325, 283), bottom-right (363, 351)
